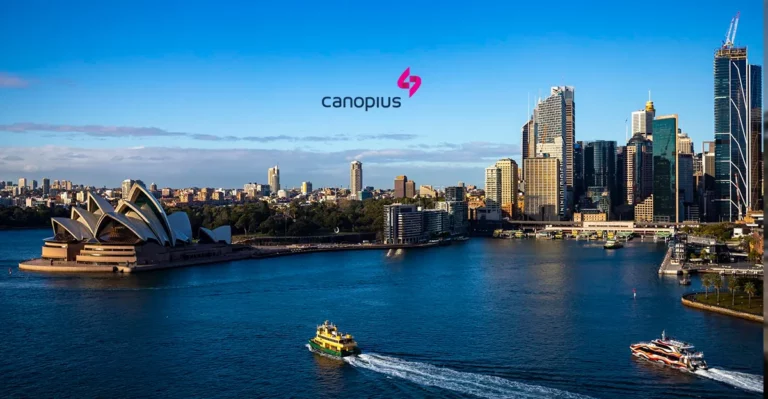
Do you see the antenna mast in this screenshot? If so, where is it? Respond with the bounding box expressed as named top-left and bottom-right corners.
top-left (625, 118), bottom-right (629, 143)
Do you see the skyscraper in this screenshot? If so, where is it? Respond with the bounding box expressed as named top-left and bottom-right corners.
top-left (268, 166), bottom-right (280, 192)
top-left (350, 161), bottom-right (363, 195)
top-left (444, 186), bottom-right (465, 202)
top-left (748, 64), bottom-right (763, 211)
top-left (626, 133), bottom-right (653, 206)
top-left (523, 157), bottom-right (560, 221)
top-left (677, 153), bottom-right (694, 206)
top-left (615, 146), bottom-right (626, 209)
top-left (583, 140), bottom-right (617, 211)
top-left (631, 96), bottom-right (656, 138)
top-left (494, 158), bottom-right (519, 218)
top-left (714, 42), bottom-right (759, 220)
top-left (484, 166), bottom-right (501, 219)
top-left (653, 115), bottom-right (679, 223)
top-left (677, 130), bottom-right (694, 154)
top-left (42, 178), bottom-right (50, 195)
top-left (405, 180), bottom-right (416, 198)
top-left (31, 180), bottom-right (38, 190)
top-left (394, 176), bottom-right (407, 198)
top-left (700, 141), bottom-right (717, 222)
top-left (121, 179), bottom-right (134, 199)
top-left (573, 141), bottom-right (585, 206)
top-left (534, 86), bottom-right (574, 218)
top-left (301, 181), bottom-right (312, 195)
top-left (18, 178), bottom-right (26, 189)
top-left (521, 118), bottom-right (535, 170)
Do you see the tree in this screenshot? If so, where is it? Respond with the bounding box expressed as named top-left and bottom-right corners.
top-left (712, 276), bottom-right (723, 305)
top-left (701, 274), bottom-right (711, 299)
top-left (744, 282), bottom-right (756, 308)
top-left (727, 275), bottom-right (739, 306)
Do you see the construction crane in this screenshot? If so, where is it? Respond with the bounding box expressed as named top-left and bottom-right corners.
top-left (723, 11), bottom-right (740, 48)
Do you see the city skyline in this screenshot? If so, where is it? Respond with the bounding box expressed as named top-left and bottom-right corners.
top-left (0, 2), bottom-right (763, 188)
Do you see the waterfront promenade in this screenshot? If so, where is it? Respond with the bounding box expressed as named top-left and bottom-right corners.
top-left (18, 241), bottom-right (442, 273)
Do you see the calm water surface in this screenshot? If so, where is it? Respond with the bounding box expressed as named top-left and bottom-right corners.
top-left (0, 229), bottom-right (762, 398)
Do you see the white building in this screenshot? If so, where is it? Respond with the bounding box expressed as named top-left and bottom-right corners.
top-left (268, 166), bottom-right (280, 192)
top-left (484, 166), bottom-right (502, 221)
top-left (350, 161), bottom-right (363, 196)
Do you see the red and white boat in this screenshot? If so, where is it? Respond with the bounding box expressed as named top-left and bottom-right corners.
top-left (630, 330), bottom-right (708, 372)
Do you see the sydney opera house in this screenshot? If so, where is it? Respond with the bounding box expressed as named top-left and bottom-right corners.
top-left (20, 183), bottom-right (246, 273)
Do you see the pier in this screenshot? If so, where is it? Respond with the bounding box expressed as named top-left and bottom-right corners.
top-left (657, 247), bottom-right (683, 275)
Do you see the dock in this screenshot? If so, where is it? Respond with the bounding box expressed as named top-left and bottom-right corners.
top-left (658, 247), bottom-right (683, 275)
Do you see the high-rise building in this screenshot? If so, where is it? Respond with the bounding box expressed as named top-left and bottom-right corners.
top-left (714, 42), bottom-right (761, 220)
top-left (534, 86), bottom-right (574, 218)
top-left (652, 115), bottom-right (679, 223)
top-left (419, 185), bottom-right (437, 198)
top-left (494, 158), bottom-right (518, 218)
top-left (422, 209), bottom-right (450, 236)
top-left (18, 178), bottom-right (27, 189)
top-left (677, 130), bottom-right (694, 154)
top-left (634, 194), bottom-right (654, 222)
top-left (42, 178), bottom-right (50, 195)
top-left (523, 157), bottom-right (561, 221)
top-left (626, 133), bottom-right (653, 206)
top-left (678, 153), bottom-right (695, 206)
top-left (436, 200), bottom-right (468, 235)
top-left (31, 180), bottom-right (38, 190)
top-left (394, 175), bottom-right (407, 198)
top-left (573, 141), bottom-right (585, 205)
top-left (444, 186), bottom-right (465, 202)
top-left (484, 166), bottom-right (502, 219)
top-left (693, 153), bottom-right (703, 176)
top-left (301, 181), bottom-right (312, 195)
top-left (268, 166), bottom-right (280, 192)
top-left (405, 180), bottom-right (416, 198)
top-left (350, 161), bottom-right (363, 195)
top-left (121, 179), bottom-right (134, 199)
top-left (631, 96), bottom-right (656, 138)
top-left (149, 182), bottom-right (158, 192)
top-left (583, 140), bottom-right (617, 212)
top-left (748, 64), bottom-right (763, 211)
top-left (521, 118), bottom-right (536, 171)
top-left (615, 146), bottom-right (626, 208)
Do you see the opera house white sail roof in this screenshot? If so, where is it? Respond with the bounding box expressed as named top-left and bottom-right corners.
top-left (50, 183), bottom-right (231, 246)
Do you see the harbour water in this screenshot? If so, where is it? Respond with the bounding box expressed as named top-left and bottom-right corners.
top-left (0, 229), bottom-right (762, 398)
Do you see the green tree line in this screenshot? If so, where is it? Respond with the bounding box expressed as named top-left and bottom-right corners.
top-left (170, 197), bottom-right (436, 238)
top-left (0, 206), bottom-right (70, 229)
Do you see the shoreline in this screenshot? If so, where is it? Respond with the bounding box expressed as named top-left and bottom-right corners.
top-left (18, 241), bottom-right (442, 274)
top-left (681, 293), bottom-right (763, 323)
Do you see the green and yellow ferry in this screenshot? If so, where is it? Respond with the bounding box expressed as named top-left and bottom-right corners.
top-left (308, 320), bottom-right (361, 358)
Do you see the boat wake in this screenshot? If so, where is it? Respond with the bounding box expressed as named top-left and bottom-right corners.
top-left (345, 353), bottom-right (595, 399)
top-left (694, 368), bottom-right (763, 393)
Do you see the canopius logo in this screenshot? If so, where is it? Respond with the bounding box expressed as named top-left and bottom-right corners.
top-left (397, 67), bottom-right (421, 97)
top-left (322, 68), bottom-right (421, 111)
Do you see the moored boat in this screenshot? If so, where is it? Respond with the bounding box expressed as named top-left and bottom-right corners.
top-left (308, 320), bottom-right (361, 358)
top-left (630, 330), bottom-right (707, 372)
top-left (604, 240), bottom-right (624, 249)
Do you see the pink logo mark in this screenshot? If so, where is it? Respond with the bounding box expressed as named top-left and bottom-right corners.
top-left (397, 67), bottom-right (421, 97)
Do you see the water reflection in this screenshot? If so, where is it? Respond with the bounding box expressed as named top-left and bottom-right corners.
top-left (310, 351), bottom-right (347, 396)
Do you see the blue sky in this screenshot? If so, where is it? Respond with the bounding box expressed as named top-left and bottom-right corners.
top-left (0, 1), bottom-right (763, 189)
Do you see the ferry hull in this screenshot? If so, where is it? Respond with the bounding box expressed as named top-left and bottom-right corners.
top-left (630, 346), bottom-right (705, 372)
top-left (308, 339), bottom-right (360, 358)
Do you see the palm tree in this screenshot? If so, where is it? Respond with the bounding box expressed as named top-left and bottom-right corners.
top-left (744, 282), bottom-right (756, 308)
top-left (728, 275), bottom-right (740, 306)
top-left (712, 276), bottom-right (723, 305)
top-left (701, 274), bottom-right (711, 299)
